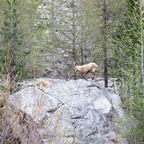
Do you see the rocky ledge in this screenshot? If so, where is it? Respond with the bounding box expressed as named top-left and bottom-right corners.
top-left (8, 79), bottom-right (126, 144)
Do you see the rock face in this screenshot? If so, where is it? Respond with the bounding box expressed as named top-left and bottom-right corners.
top-left (9, 79), bottom-right (126, 144)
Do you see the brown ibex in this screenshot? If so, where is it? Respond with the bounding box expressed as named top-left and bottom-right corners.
top-left (36, 80), bottom-right (51, 87)
top-left (74, 62), bottom-right (99, 80)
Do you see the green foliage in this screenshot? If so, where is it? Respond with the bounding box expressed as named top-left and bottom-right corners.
top-left (0, 0), bottom-right (46, 80)
top-left (111, 0), bottom-right (144, 143)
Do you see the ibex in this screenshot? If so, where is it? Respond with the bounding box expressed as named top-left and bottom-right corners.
top-left (74, 62), bottom-right (99, 80)
top-left (36, 80), bottom-right (51, 87)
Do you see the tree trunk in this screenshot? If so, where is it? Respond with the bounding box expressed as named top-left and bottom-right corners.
top-left (102, 0), bottom-right (108, 88)
top-left (79, 1), bottom-right (84, 66)
top-left (51, 0), bottom-right (54, 37)
top-left (120, 46), bottom-right (124, 88)
top-left (10, 0), bottom-right (14, 85)
top-left (81, 23), bottom-right (84, 66)
top-left (80, 21), bottom-right (84, 78)
top-left (84, 35), bottom-right (87, 63)
top-left (140, 0), bottom-right (144, 117)
top-left (72, 0), bottom-right (76, 80)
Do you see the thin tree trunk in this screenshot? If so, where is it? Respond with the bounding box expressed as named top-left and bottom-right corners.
top-left (10, 0), bottom-right (14, 82)
top-left (51, 0), bottom-right (57, 69)
top-left (80, 18), bottom-right (84, 78)
top-left (84, 35), bottom-right (87, 63)
top-left (51, 0), bottom-right (54, 51)
top-left (80, 0), bottom-right (84, 66)
top-left (10, 0), bottom-right (14, 93)
top-left (51, 0), bottom-right (54, 36)
top-left (120, 46), bottom-right (124, 88)
top-left (72, 0), bottom-right (76, 80)
top-left (140, 0), bottom-right (144, 116)
top-left (81, 22), bottom-right (84, 66)
top-left (102, 0), bottom-right (108, 88)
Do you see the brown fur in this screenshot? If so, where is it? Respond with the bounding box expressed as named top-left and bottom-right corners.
top-left (36, 80), bottom-right (51, 87)
top-left (74, 62), bottom-right (99, 80)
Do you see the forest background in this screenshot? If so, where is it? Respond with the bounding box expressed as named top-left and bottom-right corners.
top-left (0, 0), bottom-right (144, 143)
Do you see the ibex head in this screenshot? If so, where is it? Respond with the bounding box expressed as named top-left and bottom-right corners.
top-left (73, 62), bottom-right (81, 72)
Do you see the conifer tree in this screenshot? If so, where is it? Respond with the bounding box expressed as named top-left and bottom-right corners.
top-left (140, 0), bottom-right (144, 117)
top-left (0, 0), bottom-right (41, 80)
top-left (111, 0), bottom-right (144, 142)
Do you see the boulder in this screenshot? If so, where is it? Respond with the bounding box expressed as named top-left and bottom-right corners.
top-left (9, 79), bottom-right (127, 144)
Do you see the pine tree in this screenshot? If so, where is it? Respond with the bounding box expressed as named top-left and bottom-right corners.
top-left (111, 0), bottom-right (144, 142)
top-left (0, 0), bottom-right (42, 80)
top-left (0, 0), bottom-right (29, 89)
top-left (140, 0), bottom-right (144, 118)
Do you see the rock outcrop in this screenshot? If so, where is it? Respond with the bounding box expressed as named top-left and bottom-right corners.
top-left (8, 79), bottom-right (126, 144)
